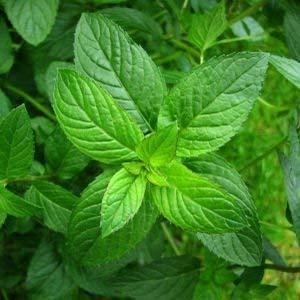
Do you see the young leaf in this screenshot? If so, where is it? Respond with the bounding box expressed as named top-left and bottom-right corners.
top-left (158, 52), bottom-right (269, 157)
top-left (101, 168), bottom-right (147, 237)
top-left (0, 105), bottom-right (34, 180)
top-left (68, 172), bottom-right (157, 264)
top-left (45, 127), bottom-right (90, 180)
top-left (5, 0), bottom-right (59, 46)
top-left (25, 181), bottom-right (78, 234)
top-left (188, 1), bottom-right (227, 52)
top-left (26, 239), bottom-right (75, 299)
top-left (0, 17), bottom-right (14, 74)
top-left (151, 161), bottom-right (247, 233)
top-left (74, 12), bottom-right (166, 131)
top-left (136, 123), bottom-right (178, 167)
top-left (279, 123), bottom-right (300, 243)
top-left (0, 186), bottom-right (37, 217)
top-left (269, 55), bottom-right (300, 88)
top-left (185, 154), bottom-right (262, 266)
top-left (110, 256), bottom-right (200, 300)
top-left (53, 69), bottom-right (143, 164)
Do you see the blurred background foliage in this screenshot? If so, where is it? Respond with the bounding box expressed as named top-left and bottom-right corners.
top-left (0, 0), bottom-right (299, 299)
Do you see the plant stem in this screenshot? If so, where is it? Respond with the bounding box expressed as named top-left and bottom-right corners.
top-left (2, 82), bottom-right (56, 122)
top-left (228, 0), bottom-right (268, 26)
top-left (0, 175), bottom-right (53, 185)
top-left (1, 289), bottom-right (9, 300)
top-left (170, 39), bottom-right (199, 59)
top-left (161, 222), bottom-right (181, 256)
top-left (259, 220), bottom-right (292, 231)
top-left (211, 35), bottom-right (259, 46)
top-left (263, 264), bottom-right (300, 273)
top-left (238, 136), bottom-right (287, 172)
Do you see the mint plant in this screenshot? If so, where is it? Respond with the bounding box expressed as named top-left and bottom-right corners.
top-left (0, 0), bottom-right (300, 299)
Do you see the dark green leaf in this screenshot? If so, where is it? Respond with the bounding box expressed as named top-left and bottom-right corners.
top-left (0, 17), bottom-right (14, 74)
top-left (0, 105), bottom-right (34, 180)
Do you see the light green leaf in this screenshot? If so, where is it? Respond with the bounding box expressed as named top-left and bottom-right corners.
top-left (188, 1), bottom-right (227, 51)
top-left (0, 186), bottom-right (37, 217)
top-left (25, 181), bottom-right (78, 234)
top-left (45, 127), bottom-right (89, 179)
top-left (269, 55), bottom-right (300, 88)
top-left (0, 17), bottom-right (14, 74)
top-left (101, 168), bottom-right (147, 237)
top-left (110, 256), bottom-right (200, 300)
top-left (26, 239), bottom-right (75, 300)
top-left (158, 52), bottom-right (269, 157)
top-left (0, 105), bottom-right (34, 180)
top-left (53, 69), bottom-right (143, 164)
top-left (136, 123), bottom-right (178, 167)
top-left (185, 154), bottom-right (262, 266)
top-left (68, 172), bottom-right (157, 264)
top-left (5, 0), bottom-right (59, 46)
top-left (151, 161), bottom-right (247, 233)
top-left (74, 12), bottom-right (166, 131)
top-left (0, 89), bottom-right (12, 118)
top-left (45, 61), bottom-right (75, 101)
top-left (231, 17), bottom-right (265, 41)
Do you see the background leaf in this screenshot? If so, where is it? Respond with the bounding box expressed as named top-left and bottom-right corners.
top-left (0, 105), bottom-right (34, 180)
top-left (0, 17), bottom-right (14, 74)
top-left (5, 0), bottom-right (59, 46)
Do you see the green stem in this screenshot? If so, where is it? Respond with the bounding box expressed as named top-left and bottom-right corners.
top-left (263, 264), bottom-right (300, 273)
top-left (259, 220), bottom-right (292, 231)
top-left (2, 82), bottom-right (56, 122)
top-left (1, 289), bottom-right (9, 300)
top-left (1, 175), bottom-right (53, 185)
top-left (228, 0), bottom-right (268, 26)
top-left (258, 97), bottom-right (293, 111)
top-left (238, 136), bottom-right (287, 172)
top-left (170, 39), bottom-right (199, 59)
top-left (211, 35), bottom-right (259, 46)
top-left (161, 222), bottom-right (181, 256)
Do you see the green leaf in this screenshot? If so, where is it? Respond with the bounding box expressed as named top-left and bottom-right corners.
top-left (0, 186), bottom-right (37, 217)
top-left (262, 237), bottom-right (286, 267)
top-left (53, 69), bottom-right (143, 164)
top-left (0, 212), bottom-right (6, 228)
top-left (45, 61), bottom-right (75, 101)
top-left (101, 168), bottom-right (147, 237)
top-left (231, 17), bottom-right (265, 41)
top-left (136, 123), bottom-right (178, 167)
top-left (45, 127), bottom-right (90, 180)
top-left (110, 256), bottom-right (200, 300)
top-left (269, 55), bottom-right (300, 88)
top-left (101, 7), bottom-right (162, 37)
top-left (284, 3), bottom-right (300, 61)
top-left (68, 172), bottom-right (157, 264)
top-left (188, 1), bottom-right (227, 51)
top-left (25, 181), bottom-right (78, 234)
top-left (151, 161), bottom-right (247, 233)
top-left (5, 0), bottom-right (59, 46)
top-left (74, 12), bottom-right (166, 131)
top-left (185, 154), bottom-right (262, 266)
top-left (0, 105), bottom-right (34, 180)
top-left (26, 239), bottom-right (75, 300)
top-left (0, 89), bottom-right (12, 118)
top-left (279, 123), bottom-right (300, 243)
top-left (158, 52), bottom-right (269, 157)
top-left (0, 17), bottom-right (14, 74)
